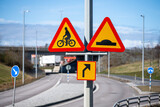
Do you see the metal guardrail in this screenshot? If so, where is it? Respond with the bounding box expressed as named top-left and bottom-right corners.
top-left (113, 94), bottom-right (160, 107)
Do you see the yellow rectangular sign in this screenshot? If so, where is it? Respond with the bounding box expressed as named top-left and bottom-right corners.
top-left (77, 61), bottom-right (96, 81)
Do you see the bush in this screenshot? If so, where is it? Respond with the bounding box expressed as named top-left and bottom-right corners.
top-left (0, 50), bottom-right (33, 72)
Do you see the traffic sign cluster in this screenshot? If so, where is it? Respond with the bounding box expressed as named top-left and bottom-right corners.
top-left (48, 17), bottom-right (125, 81)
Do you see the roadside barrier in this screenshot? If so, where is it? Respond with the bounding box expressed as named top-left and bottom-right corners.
top-left (113, 94), bottom-right (160, 107)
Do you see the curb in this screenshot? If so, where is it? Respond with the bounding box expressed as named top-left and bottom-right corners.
top-left (126, 83), bottom-right (153, 95)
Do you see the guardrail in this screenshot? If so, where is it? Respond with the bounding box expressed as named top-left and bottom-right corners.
top-left (113, 94), bottom-right (160, 107)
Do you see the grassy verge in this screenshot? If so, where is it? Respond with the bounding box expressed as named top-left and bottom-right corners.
top-left (100, 60), bottom-right (160, 80)
top-left (39, 66), bottom-right (54, 70)
top-left (0, 62), bottom-right (38, 91)
top-left (137, 86), bottom-right (160, 93)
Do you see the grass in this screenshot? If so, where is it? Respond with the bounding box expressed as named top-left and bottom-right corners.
top-left (137, 86), bottom-right (160, 93)
top-left (101, 60), bottom-right (160, 80)
top-left (0, 62), bottom-right (34, 91)
top-left (39, 66), bottom-right (54, 70)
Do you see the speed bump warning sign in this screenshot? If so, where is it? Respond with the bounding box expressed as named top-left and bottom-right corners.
top-left (87, 17), bottom-right (125, 52)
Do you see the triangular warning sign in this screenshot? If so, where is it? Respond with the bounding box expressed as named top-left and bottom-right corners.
top-left (87, 17), bottom-right (125, 52)
top-left (48, 18), bottom-right (85, 52)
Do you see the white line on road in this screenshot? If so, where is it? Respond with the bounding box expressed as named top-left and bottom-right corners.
top-left (54, 82), bottom-right (99, 107)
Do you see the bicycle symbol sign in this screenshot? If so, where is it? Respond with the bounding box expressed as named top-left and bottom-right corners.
top-left (48, 18), bottom-right (85, 52)
top-left (57, 27), bottom-right (76, 47)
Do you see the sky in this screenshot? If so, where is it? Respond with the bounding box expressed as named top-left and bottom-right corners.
top-left (0, 0), bottom-right (160, 48)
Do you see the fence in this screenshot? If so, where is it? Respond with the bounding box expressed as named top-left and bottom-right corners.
top-left (113, 94), bottom-right (160, 107)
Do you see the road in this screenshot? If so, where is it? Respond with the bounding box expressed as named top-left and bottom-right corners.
top-left (55, 75), bottom-right (139, 107)
top-left (0, 74), bottom-right (139, 107)
top-left (0, 74), bottom-right (61, 107)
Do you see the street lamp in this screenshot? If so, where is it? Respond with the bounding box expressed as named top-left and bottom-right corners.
top-left (35, 30), bottom-right (37, 78)
top-left (141, 15), bottom-right (145, 84)
top-left (22, 10), bottom-right (30, 84)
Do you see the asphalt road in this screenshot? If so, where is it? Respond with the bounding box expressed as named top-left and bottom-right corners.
top-left (0, 74), bottom-right (140, 107)
top-left (55, 75), bottom-right (139, 107)
top-left (0, 74), bottom-right (61, 107)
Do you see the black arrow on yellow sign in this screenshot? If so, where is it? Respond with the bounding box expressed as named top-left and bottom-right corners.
top-left (83, 64), bottom-right (90, 77)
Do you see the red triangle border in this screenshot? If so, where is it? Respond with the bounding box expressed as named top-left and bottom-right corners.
top-left (87, 17), bottom-right (125, 52)
top-left (48, 17), bottom-right (85, 52)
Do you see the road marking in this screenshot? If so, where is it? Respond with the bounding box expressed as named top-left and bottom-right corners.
top-left (54, 82), bottom-right (99, 107)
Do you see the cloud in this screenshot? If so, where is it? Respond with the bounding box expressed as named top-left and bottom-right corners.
top-left (116, 26), bottom-right (141, 34)
top-left (0, 18), bottom-right (20, 24)
top-left (0, 22), bottom-right (159, 48)
top-left (123, 39), bottom-right (142, 48)
top-left (38, 21), bottom-right (61, 26)
top-left (39, 20), bottom-right (85, 30)
top-left (123, 39), bottom-right (158, 48)
top-left (72, 21), bottom-right (84, 29)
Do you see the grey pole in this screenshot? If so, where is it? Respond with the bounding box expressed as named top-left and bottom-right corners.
top-left (12, 77), bottom-right (16, 107)
top-left (108, 52), bottom-right (110, 77)
top-left (35, 30), bottom-right (38, 78)
top-left (84, 0), bottom-right (93, 107)
top-left (141, 15), bottom-right (145, 84)
top-left (22, 10), bottom-right (29, 84)
top-left (98, 55), bottom-right (100, 73)
top-left (22, 11), bottom-right (25, 84)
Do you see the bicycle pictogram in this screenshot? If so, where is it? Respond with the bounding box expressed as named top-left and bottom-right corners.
top-left (57, 27), bottom-right (76, 47)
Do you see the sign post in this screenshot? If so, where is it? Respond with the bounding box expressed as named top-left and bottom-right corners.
top-left (11, 65), bottom-right (20, 107)
top-left (147, 67), bottom-right (154, 91)
top-left (66, 65), bottom-right (71, 83)
top-left (84, 0), bottom-right (93, 106)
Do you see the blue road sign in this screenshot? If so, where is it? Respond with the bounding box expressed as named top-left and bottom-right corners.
top-left (147, 67), bottom-right (154, 74)
top-left (11, 65), bottom-right (20, 77)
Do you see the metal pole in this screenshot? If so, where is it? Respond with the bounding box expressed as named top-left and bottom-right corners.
top-left (135, 74), bottom-right (136, 83)
top-left (98, 55), bottom-right (100, 73)
top-left (149, 74), bottom-right (151, 91)
top-left (35, 30), bottom-right (37, 78)
top-left (141, 15), bottom-right (145, 84)
top-left (12, 77), bottom-right (16, 107)
top-left (84, 54), bottom-right (93, 107)
top-left (22, 11), bottom-right (25, 84)
top-left (108, 52), bottom-right (110, 77)
top-left (84, 0), bottom-right (93, 107)
top-left (67, 70), bottom-right (69, 83)
top-left (22, 10), bottom-right (29, 84)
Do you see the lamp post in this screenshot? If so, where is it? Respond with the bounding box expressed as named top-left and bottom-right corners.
top-left (141, 15), bottom-right (145, 84)
top-left (22, 10), bottom-right (30, 84)
top-left (35, 30), bottom-right (37, 78)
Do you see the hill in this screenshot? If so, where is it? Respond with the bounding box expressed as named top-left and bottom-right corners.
top-left (0, 62), bottom-right (34, 91)
top-left (101, 60), bottom-right (160, 80)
